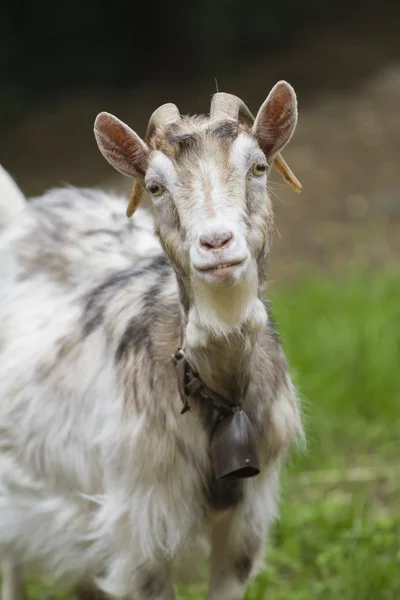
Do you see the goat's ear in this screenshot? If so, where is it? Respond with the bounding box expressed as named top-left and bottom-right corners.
top-left (94, 112), bottom-right (149, 179)
top-left (253, 81), bottom-right (297, 160)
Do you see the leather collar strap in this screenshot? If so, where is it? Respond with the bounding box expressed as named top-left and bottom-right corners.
top-left (172, 347), bottom-right (261, 480)
top-left (172, 347), bottom-right (239, 416)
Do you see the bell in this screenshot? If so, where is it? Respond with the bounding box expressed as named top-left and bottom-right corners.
top-left (210, 409), bottom-right (261, 480)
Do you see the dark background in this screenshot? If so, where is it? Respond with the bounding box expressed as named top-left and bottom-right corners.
top-left (0, 0), bottom-right (351, 127)
top-left (1, 0), bottom-right (399, 280)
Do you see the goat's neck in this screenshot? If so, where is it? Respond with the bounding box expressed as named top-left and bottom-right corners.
top-left (177, 282), bottom-right (265, 401)
top-left (185, 331), bottom-right (257, 401)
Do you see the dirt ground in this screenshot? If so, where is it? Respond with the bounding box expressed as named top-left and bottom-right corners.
top-left (1, 6), bottom-right (399, 283)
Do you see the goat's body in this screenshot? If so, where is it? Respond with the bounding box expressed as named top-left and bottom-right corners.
top-left (0, 165), bottom-right (25, 230)
top-left (0, 174), bottom-right (301, 598)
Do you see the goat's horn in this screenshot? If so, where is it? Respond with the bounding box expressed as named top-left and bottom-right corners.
top-left (210, 92), bottom-right (302, 194)
top-left (126, 182), bottom-right (144, 218)
top-left (146, 103), bottom-right (181, 141)
top-left (273, 153), bottom-right (302, 193)
top-left (126, 103), bottom-right (181, 218)
top-left (210, 93), bottom-right (254, 127)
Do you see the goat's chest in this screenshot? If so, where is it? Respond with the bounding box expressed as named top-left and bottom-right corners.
top-left (173, 416), bottom-right (247, 513)
top-left (205, 475), bottom-right (244, 511)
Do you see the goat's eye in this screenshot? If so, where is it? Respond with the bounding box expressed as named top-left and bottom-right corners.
top-left (251, 163), bottom-right (267, 177)
top-left (148, 183), bottom-right (164, 197)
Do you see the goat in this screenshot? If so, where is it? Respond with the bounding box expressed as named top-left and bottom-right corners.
top-left (0, 81), bottom-right (304, 600)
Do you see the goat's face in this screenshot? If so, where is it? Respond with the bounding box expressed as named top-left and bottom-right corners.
top-left (146, 119), bottom-right (272, 287)
top-left (94, 82), bottom-right (298, 338)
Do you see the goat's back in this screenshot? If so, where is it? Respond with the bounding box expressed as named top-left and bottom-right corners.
top-left (1, 186), bottom-right (161, 287)
top-left (0, 185), bottom-right (196, 586)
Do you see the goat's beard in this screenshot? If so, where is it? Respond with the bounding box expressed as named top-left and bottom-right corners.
top-left (185, 260), bottom-right (268, 348)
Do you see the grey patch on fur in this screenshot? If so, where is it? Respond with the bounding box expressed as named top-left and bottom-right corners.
top-left (114, 263), bottom-right (172, 363)
top-left (83, 229), bottom-right (122, 238)
top-left (210, 120), bottom-right (239, 141)
top-left (116, 318), bottom-right (153, 362)
top-left (82, 255), bottom-right (172, 338)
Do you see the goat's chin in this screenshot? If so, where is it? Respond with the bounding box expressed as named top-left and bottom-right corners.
top-left (186, 261), bottom-right (268, 347)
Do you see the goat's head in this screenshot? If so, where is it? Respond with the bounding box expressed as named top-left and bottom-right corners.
top-left (94, 81), bottom-right (300, 343)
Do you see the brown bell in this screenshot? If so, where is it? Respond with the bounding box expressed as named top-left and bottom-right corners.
top-left (210, 409), bottom-right (261, 480)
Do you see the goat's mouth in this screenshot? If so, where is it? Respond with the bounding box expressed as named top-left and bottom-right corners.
top-left (192, 258), bottom-right (248, 285)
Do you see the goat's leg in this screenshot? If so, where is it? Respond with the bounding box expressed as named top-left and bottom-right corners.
top-left (75, 584), bottom-right (110, 600)
top-left (206, 508), bottom-right (267, 600)
top-left (132, 567), bottom-right (175, 600)
top-left (1, 558), bottom-right (26, 600)
top-left (94, 562), bottom-right (176, 600)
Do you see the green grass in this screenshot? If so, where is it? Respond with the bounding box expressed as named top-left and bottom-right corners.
top-left (274, 268), bottom-right (400, 472)
top-left (20, 269), bottom-right (400, 599)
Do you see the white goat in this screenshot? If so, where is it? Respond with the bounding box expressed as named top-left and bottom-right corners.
top-left (0, 81), bottom-right (303, 600)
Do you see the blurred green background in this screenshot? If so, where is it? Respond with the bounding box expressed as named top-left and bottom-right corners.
top-left (1, 1), bottom-right (399, 598)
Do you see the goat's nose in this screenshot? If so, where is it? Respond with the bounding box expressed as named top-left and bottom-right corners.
top-left (199, 230), bottom-right (234, 251)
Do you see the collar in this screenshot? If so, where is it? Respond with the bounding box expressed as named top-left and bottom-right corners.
top-left (172, 347), bottom-right (239, 416)
top-left (172, 347), bottom-right (261, 480)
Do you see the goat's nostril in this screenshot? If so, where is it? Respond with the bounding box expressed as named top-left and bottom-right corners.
top-left (200, 231), bottom-right (233, 250)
